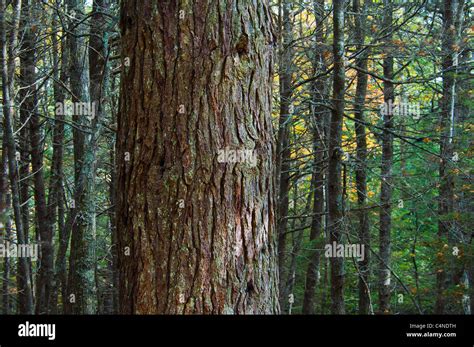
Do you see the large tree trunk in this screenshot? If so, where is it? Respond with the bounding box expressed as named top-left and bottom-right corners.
top-left (117, 0), bottom-right (279, 314)
top-left (353, 0), bottom-right (371, 315)
top-left (328, 0), bottom-right (346, 315)
top-left (378, 0), bottom-right (394, 314)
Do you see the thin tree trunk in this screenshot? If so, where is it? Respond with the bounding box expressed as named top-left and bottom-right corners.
top-left (72, 0), bottom-right (109, 314)
top-left (49, 6), bottom-right (67, 314)
top-left (276, 0), bottom-right (293, 313)
top-left (353, 0), bottom-right (371, 315)
top-left (53, 32), bottom-right (69, 314)
top-left (108, 73), bottom-right (119, 314)
top-left (17, 0), bottom-right (33, 310)
top-left (286, 176), bottom-right (313, 313)
top-left (378, 0), bottom-right (394, 314)
top-left (66, 0), bottom-right (95, 314)
top-left (302, 0), bottom-right (327, 315)
top-left (19, 0), bottom-right (54, 315)
top-left (1, 140), bottom-right (11, 314)
top-left (435, 0), bottom-right (458, 314)
top-left (0, 0), bottom-right (34, 314)
top-left (328, 0), bottom-right (346, 315)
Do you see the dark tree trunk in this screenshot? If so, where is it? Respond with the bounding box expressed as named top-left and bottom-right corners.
top-left (17, 1), bottom-right (33, 309)
top-left (88, 0), bottom-right (109, 314)
top-left (378, 0), bottom-right (394, 314)
top-left (328, 0), bottom-right (346, 315)
top-left (0, 0), bottom-right (34, 314)
top-left (302, 0), bottom-right (327, 315)
top-left (53, 29), bottom-right (69, 314)
top-left (276, 0), bottom-right (294, 313)
top-left (353, 0), bottom-right (371, 315)
top-left (1, 141), bottom-right (11, 314)
top-left (108, 72), bottom-right (119, 314)
top-left (117, 0), bottom-right (279, 314)
top-left (66, 0), bottom-right (96, 314)
top-left (435, 0), bottom-right (458, 314)
top-left (49, 8), bottom-right (67, 314)
top-left (19, 0), bottom-right (54, 315)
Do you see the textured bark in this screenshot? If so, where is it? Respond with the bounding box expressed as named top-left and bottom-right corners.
top-left (276, 0), bottom-right (293, 313)
top-left (353, 0), bottom-right (371, 315)
top-left (302, 0), bottom-right (327, 315)
top-left (378, 0), bottom-right (394, 314)
top-left (117, 0), bottom-right (279, 314)
top-left (328, 0), bottom-right (346, 315)
top-left (0, 0), bottom-right (34, 314)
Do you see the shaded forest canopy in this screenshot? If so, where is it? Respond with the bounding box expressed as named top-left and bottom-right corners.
top-left (0, 0), bottom-right (472, 315)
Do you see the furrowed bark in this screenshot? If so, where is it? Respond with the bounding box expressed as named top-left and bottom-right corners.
top-left (117, 0), bottom-right (279, 314)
